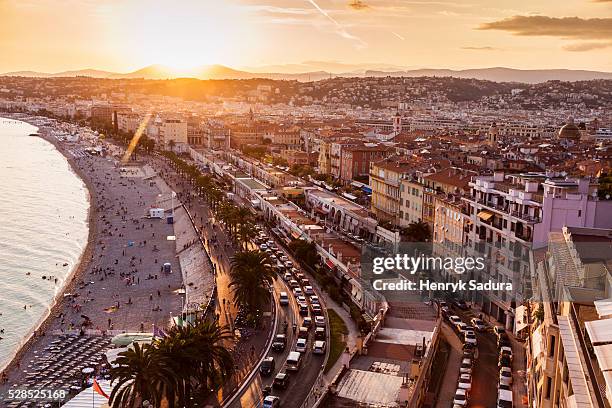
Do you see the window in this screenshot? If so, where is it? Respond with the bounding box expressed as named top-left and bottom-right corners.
top-left (545, 376), bottom-right (552, 399)
top-left (549, 335), bottom-right (556, 357)
top-left (578, 209), bottom-right (581, 217)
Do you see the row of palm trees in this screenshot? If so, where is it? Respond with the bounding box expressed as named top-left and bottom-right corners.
top-left (109, 320), bottom-right (234, 408)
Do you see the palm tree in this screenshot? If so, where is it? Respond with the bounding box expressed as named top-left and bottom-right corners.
top-left (154, 320), bottom-right (235, 407)
top-left (402, 221), bottom-right (431, 242)
top-left (229, 250), bottom-right (275, 320)
top-left (109, 343), bottom-right (176, 408)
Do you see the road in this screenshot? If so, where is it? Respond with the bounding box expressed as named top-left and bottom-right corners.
top-left (228, 227), bottom-right (326, 408)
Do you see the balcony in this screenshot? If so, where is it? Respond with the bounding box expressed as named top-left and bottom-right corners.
top-left (510, 211), bottom-right (541, 224)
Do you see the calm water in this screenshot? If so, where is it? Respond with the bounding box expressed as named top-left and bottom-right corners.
top-left (0, 118), bottom-right (89, 371)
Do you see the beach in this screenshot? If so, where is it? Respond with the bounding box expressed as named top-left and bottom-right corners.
top-left (0, 118), bottom-right (188, 401)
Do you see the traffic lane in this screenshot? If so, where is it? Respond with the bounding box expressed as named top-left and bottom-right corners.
top-left (450, 307), bottom-right (499, 408)
top-left (229, 273), bottom-right (300, 408)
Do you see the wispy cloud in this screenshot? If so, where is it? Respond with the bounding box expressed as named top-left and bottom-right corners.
top-left (348, 0), bottom-right (369, 11)
top-left (307, 0), bottom-right (367, 47)
top-left (461, 46), bottom-right (499, 50)
top-left (562, 41), bottom-right (612, 51)
top-left (478, 16), bottom-right (612, 41)
top-left (391, 31), bottom-right (405, 40)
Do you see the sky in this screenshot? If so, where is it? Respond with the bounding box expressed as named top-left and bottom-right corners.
top-left (0, 0), bottom-right (611, 73)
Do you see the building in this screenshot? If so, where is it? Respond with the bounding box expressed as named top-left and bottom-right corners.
top-left (399, 179), bottom-right (424, 226)
top-left (116, 112), bottom-right (142, 134)
top-left (370, 158), bottom-right (416, 226)
top-left (339, 144), bottom-right (393, 183)
top-left (204, 120), bottom-right (231, 150)
top-left (282, 149), bottom-right (310, 166)
top-left (462, 172), bottom-right (612, 329)
top-left (159, 119), bottom-right (188, 151)
top-left (528, 226), bottom-right (612, 408)
top-left (90, 104), bottom-right (113, 127)
top-left (318, 140), bottom-right (332, 175)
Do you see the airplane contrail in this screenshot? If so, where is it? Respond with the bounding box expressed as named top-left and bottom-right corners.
top-left (307, 0), bottom-right (367, 47)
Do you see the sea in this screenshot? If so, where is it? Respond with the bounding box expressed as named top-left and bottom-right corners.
top-left (0, 117), bottom-right (89, 372)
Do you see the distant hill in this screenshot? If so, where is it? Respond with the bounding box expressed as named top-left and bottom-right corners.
top-left (2, 65), bottom-right (612, 83)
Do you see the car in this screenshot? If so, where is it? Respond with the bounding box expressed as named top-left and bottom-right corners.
top-left (459, 358), bottom-right (472, 374)
top-left (500, 346), bottom-right (513, 360)
top-left (293, 288), bottom-right (303, 297)
top-left (302, 317), bottom-right (312, 328)
top-left (259, 357), bottom-right (275, 376)
top-left (283, 272), bottom-right (292, 281)
top-left (269, 254), bottom-right (277, 260)
top-left (498, 354), bottom-right (511, 369)
top-left (315, 316), bottom-right (326, 327)
top-left (295, 338), bottom-right (308, 352)
top-left (310, 295), bottom-right (320, 305)
top-left (313, 340), bottom-right (326, 355)
top-left (284, 261), bottom-right (293, 268)
top-left (499, 367), bottom-right (512, 386)
top-left (260, 244), bottom-right (268, 251)
top-left (464, 330), bottom-right (477, 346)
top-left (303, 286), bottom-right (315, 296)
top-left (271, 334), bottom-right (287, 351)
top-left (493, 326), bottom-right (505, 337)
top-left (280, 255), bottom-right (289, 262)
top-left (295, 272), bottom-right (305, 281)
top-left (301, 278), bottom-right (311, 286)
top-left (449, 315), bottom-right (462, 326)
top-left (312, 304), bottom-right (323, 315)
top-left (497, 388), bottom-right (513, 408)
top-left (455, 322), bottom-right (468, 334)
top-left (471, 318), bottom-right (486, 331)
top-left (497, 333), bottom-right (510, 349)
top-left (298, 302), bottom-right (309, 316)
top-left (273, 372), bottom-right (289, 389)
top-left (315, 327), bottom-right (326, 340)
top-left (298, 326), bottom-right (309, 339)
top-left (262, 395), bottom-right (280, 408)
top-left (463, 342), bottom-right (477, 352)
top-left (267, 240), bottom-right (275, 246)
top-left (289, 279), bottom-right (300, 289)
top-left (270, 245), bottom-right (279, 251)
top-left (453, 388), bottom-right (468, 406)
top-left (440, 306), bottom-right (450, 318)
top-left (296, 295), bottom-right (307, 303)
top-left (276, 250), bottom-right (285, 257)
top-left (438, 300), bottom-right (448, 308)
top-left (498, 383), bottom-right (511, 391)
top-left (279, 292), bottom-right (289, 306)
top-left (457, 373), bottom-right (471, 391)
top-left (453, 299), bottom-right (469, 310)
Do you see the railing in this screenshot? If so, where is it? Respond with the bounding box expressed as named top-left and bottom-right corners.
top-left (569, 304), bottom-right (606, 408)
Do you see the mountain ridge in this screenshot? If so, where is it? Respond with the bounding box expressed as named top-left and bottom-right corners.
top-left (2, 64), bottom-right (612, 83)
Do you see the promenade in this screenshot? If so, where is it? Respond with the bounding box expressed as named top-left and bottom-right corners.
top-left (0, 134), bottom-right (186, 402)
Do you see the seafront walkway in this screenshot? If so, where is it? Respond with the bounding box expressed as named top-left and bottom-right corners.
top-left (150, 155), bottom-right (272, 406)
top-left (0, 137), bottom-right (187, 402)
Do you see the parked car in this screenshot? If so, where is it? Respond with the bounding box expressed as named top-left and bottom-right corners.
top-left (459, 358), bottom-right (472, 374)
top-left (315, 316), bottom-right (326, 327)
top-left (279, 292), bottom-right (289, 306)
top-left (315, 327), bottom-right (326, 340)
top-left (471, 318), bottom-right (486, 331)
top-left (293, 287), bottom-right (303, 297)
top-left (273, 372), bottom-right (289, 389)
top-left (457, 373), bottom-right (472, 391)
top-left (271, 334), bottom-right (287, 351)
top-left (493, 326), bottom-right (505, 337)
top-left (500, 346), bottom-right (513, 361)
top-left (302, 317), bottom-right (312, 328)
top-left (309, 295), bottom-right (320, 305)
top-left (289, 280), bottom-right (300, 289)
top-left (298, 302), bottom-right (309, 316)
top-left (296, 338), bottom-right (308, 352)
top-left (455, 322), bottom-right (468, 334)
top-left (453, 299), bottom-right (469, 310)
top-left (312, 304), bottom-right (323, 315)
top-left (298, 327), bottom-right (309, 339)
top-left (499, 367), bottom-right (513, 386)
top-left (283, 272), bottom-right (292, 282)
top-left (313, 340), bottom-right (326, 355)
top-left (259, 357), bottom-right (275, 376)
top-left (304, 286), bottom-right (315, 296)
top-left (262, 395), bottom-right (280, 408)
top-left (296, 295), bottom-right (307, 303)
top-left (453, 388), bottom-right (469, 406)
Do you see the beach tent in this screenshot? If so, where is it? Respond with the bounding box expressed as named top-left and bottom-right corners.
top-left (61, 379), bottom-right (112, 408)
top-left (111, 332), bottom-right (154, 347)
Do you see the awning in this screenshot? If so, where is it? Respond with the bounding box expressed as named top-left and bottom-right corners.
top-left (477, 210), bottom-right (494, 221)
top-left (291, 230), bottom-right (302, 239)
top-left (585, 319), bottom-right (612, 345)
top-left (594, 298), bottom-right (612, 318)
top-left (515, 305), bottom-right (529, 332)
top-left (325, 259), bottom-right (335, 269)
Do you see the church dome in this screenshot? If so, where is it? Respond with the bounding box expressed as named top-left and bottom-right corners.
top-left (558, 117), bottom-right (581, 140)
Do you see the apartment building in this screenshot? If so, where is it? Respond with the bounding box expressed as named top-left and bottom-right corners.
top-left (318, 140), bottom-right (332, 175)
top-left (528, 226), bottom-right (612, 408)
top-left (116, 112), bottom-right (142, 134)
top-left (271, 125), bottom-right (302, 149)
top-left (462, 172), bottom-right (612, 329)
top-left (339, 144), bottom-right (393, 183)
top-left (399, 178), bottom-right (424, 226)
top-left (330, 139), bottom-right (362, 180)
top-left (421, 168), bottom-right (472, 230)
top-left (370, 158), bottom-right (416, 226)
top-left (203, 120), bottom-right (231, 150)
top-left (159, 119), bottom-right (188, 151)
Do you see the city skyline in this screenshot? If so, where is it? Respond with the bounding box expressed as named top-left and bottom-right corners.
top-left (1, 0), bottom-right (612, 74)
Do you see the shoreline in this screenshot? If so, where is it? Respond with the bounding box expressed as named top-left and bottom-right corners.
top-left (0, 119), bottom-right (96, 377)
